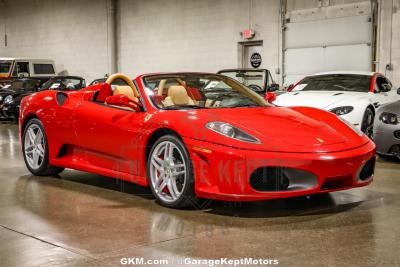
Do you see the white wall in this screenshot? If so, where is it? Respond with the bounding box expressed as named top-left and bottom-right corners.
top-left (0, 0), bottom-right (399, 87)
top-left (118, 0), bottom-right (281, 81)
top-left (378, 0), bottom-right (400, 86)
top-left (0, 0), bottom-right (111, 83)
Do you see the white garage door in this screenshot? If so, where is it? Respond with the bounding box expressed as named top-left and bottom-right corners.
top-left (283, 15), bottom-right (372, 86)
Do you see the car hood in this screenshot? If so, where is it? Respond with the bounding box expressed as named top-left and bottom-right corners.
top-left (274, 91), bottom-right (369, 110)
top-left (156, 106), bottom-right (370, 153)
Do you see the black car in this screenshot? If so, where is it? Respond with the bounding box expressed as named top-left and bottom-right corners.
top-left (218, 68), bottom-right (282, 95)
top-left (0, 77), bottom-right (49, 120)
top-left (0, 76), bottom-right (85, 121)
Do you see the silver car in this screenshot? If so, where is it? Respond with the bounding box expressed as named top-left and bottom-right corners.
top-left (374, 95), bottom-right (400, 159)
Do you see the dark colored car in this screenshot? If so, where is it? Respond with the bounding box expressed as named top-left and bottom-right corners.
top-left (89, 78), bottom-right (106, 86)
top-left (0, 78), bottom-right (50, 120)
top-left (0, 76), bottom-right (85, 120)
top-left (218, 68), bottom-right (281, 95)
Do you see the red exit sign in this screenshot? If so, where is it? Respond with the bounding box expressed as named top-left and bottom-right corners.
top-left (242, 29), bottom-right (255, 39)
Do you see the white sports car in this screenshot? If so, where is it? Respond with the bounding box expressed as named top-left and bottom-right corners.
top-left (274, 71), bottom-right (399, 138)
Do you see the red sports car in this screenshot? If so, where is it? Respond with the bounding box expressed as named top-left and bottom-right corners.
top-left (19, 73), bottom-right (376, 208)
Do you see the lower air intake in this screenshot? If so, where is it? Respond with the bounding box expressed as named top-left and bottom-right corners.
top-left (249, 167), bottom-right (317, 192)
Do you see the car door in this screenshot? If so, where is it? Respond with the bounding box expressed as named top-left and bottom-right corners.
top-left (373, 75), bottom-right (398, 108)
top-left (74, 100), bottom-right (147, 176)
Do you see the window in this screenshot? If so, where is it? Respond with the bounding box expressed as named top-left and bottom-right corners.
top-left (0, 61), bottom-right (12, 74)
top-left (291, 74), bottom-right (372, 93)
top-left (375, 77), bottom-right (392, 93)
top-left (33, 64), bottom-right (55, 75)
top-left (13, 62), bottom-right (29, 77)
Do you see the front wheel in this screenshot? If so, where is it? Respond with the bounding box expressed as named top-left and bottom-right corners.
top-left (22, 118), bottom-right (64, 176)
top-left (147, 135), bottom-right (199, 208)
top-left (361, 107), bottom-right (374, 139)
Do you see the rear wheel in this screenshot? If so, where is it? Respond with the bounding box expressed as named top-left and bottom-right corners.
top-left (147, 135), bottom-right (198, 208)
top-left (361, 107), bottom-right (374, 139)
top-left (22, 118), bottom-right (64, 176)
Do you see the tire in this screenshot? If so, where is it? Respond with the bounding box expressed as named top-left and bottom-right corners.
top-left (361, 107), bottom-right (374, 139)
top-left (22, 118), bottom-right (64, 176)
top-left (147, 135), bottom-right (199, 208)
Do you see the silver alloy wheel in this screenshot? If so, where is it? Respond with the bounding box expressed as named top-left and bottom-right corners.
top-left (149, 141), bottom-right (187, 203)
top-left (24, 124), bottom-right (45, 170)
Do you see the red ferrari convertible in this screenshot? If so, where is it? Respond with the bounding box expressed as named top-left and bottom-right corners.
top-left (19, 73), bottom-right (376, 208)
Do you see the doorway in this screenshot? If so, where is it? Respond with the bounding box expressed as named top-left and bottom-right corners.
top-left (239, 41), bottom-right (263, 69)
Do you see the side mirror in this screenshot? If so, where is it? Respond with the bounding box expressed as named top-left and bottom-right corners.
top-left (397, 87), bottom-right (400, 95)
top-left (105, 94), bottom-right (142, 111)
top-left (264, 92), bottom-right (276, 103)
top-left (268, 83), bottom-right (279, 92)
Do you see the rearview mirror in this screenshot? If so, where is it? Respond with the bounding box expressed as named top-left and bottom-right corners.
top-left (268, 83), bottom-right (279, 92)
top-left (105, 94), bottom-right (141, 111)
top-left (264, 92), bottom-right (276, 103)
top-left (397, 87), bottom-right (400, 95)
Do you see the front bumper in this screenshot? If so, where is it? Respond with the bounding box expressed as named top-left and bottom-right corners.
top-left (374, 122), bottom-right (400, 157)
top-left (0, 103), bottom-right (19, 120)
top-left (184, 137), bottom-right (376, 201)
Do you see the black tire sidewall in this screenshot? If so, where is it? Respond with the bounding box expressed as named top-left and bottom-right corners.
top-left (361, 108), bottom-right (374, 137)
top-left (146, 135), bottom-right (195, 208)
top-left (22, 118), bottom-right (50, 175)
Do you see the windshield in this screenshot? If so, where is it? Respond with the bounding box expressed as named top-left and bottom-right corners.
top-left (219, 70), bottom-right (266, 92)
top-left (3, 79), bottom-right (43, 91)
top-left (41, 77), bottom-right (83, 91)
top-left (0, 61), bottom-right (12, 74)
top-left (291, 74), bottom-right (372, 93)
top-left (143, 74), bottom-right (269, 110)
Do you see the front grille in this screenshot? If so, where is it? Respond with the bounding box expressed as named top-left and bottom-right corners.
top-left (394, 130), bottom-right (400, 140)
top-left (249, 167), bottom-right (317, 192)
top-left (358, 157), bottom-right (375, 181)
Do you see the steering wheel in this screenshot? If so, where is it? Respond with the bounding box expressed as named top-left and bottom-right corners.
top-left (105, 73), bottom-right (141, 111)
top-left (248, 84), bottom-right (263, 92)
top-left (106, 73), bottom-right (139, 97)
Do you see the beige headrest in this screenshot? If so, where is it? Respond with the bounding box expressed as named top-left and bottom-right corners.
top-left (113, 86), bottom-right (136, 99)
top-left (168, 85), bottom-right (191, 105)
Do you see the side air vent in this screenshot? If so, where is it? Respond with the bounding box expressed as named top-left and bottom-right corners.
top-left (358, 157), bottom-right (375, 181)
top-left (56, 92), bottom-right (68, 106)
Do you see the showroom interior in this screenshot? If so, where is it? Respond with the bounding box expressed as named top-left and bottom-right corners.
top-left (0, 0), bottom-right (400, 266)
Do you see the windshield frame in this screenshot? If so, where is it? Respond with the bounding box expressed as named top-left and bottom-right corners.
top-left (218, 69), bottom-right (268, 92)
top-left (141, 73), bottom-right (271, 110)
top-left (39, 76), bottom-right (85, 91)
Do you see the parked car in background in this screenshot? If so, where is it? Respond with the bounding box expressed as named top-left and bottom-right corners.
top-left (0, 77), bottom-right (49, 120)
top-left (0, 76), bottom-right (85, 120)
top-left (218, 68), bottom-right (283, 96)
top-left (89, 78), bottom-right (106, 86)
top-left (0, 58), bottom-right (56, 88)
top-left (374, 95), bottom-right (400, 159)
top-left (273, 71), bottom-right (400, 138)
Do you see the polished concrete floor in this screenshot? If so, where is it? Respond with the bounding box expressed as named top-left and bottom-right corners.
top-left (0, 123), bottom-right (399, 267)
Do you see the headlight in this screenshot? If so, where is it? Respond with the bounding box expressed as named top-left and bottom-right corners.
top-left (340, 117), bottom-right (363, 136)
top-left (4, 95), bottom-right (13, 104)
top-left (329, 106), bottom-right (354, 115)
top-left (205, 122), bottom-right (260, 143)
top-left (379, 112), bottom-right (399, 125)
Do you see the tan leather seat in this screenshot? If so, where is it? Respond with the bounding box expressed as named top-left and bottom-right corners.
top-left (113, 85), bottom-right (138, 101)
top-left (163, 85), bottom-right (195, 106)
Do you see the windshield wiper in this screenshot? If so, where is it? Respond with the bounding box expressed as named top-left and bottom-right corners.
top-left (162, 105), bottom-right (208, 110)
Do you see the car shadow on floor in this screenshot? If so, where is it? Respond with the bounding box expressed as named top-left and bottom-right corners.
top-left (16, 171), bottom-right (365, 219)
